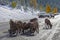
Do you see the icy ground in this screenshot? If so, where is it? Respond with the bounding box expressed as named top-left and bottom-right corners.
top-left (0, 18), bottom-right (60, 40)
top-left (0, 5), bottom-right (60, 40)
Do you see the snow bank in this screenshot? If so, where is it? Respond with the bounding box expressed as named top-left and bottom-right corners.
top-left (54, 14), bottom-right (60, 21)
top-left (49, 14), bottom-right (60, 25)
top-left (0, 6), bottom-right (38, 22)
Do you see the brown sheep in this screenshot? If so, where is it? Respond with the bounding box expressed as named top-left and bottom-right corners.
top-left (21, 18), bottom-right (39, 34)
top-left (45, 18), bottom-right (52, 29)
top-left (30, 21), bottom-right (39, 33)
top-left (9, 19), bottom-right (17, 36)
top-left (29, 18), bottom-right (39, 33)
top-left (9, 18), bottom-right (39, 36)
top-left (22, 21), bottom-right (39, 34)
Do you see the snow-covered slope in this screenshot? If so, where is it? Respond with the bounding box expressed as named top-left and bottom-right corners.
top-left (0, 5), bottom-right (38, 22)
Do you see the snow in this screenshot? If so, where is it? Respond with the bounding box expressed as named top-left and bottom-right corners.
top-left (0, 5), bottom-right (60, 40)
top-left (0, 5), bottom-right (38, 22)
top-left (54, 15), bottom-right (60, 20)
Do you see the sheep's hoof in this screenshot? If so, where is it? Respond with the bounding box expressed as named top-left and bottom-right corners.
top-left (30, 33), bottom-right (35, 36)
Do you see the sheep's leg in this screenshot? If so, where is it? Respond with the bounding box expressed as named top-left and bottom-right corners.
top-left (9, 30), bottom-right (13, 37)
top-left (45, 24), bottom-right (48, 29)
top-left (50, 24), bottom-right (52, 29)
top-left (36, 28), bottom-right (39, 33)
top-left (22, 29), bottom-right (24, 34)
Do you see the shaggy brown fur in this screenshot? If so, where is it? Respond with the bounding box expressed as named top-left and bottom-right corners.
top-left (16, 21), bottom-right (23, 34)
top-left (21, 22), bottom-right (31, 33)
top-left (30, 18), bottom-right (39, 33)
top-left (30, 21), bottom-right (39, 33)
top-left (9, 19), bottom-right (17, 36)
top-left (9, 18), bottom-right (39, 36)
top-left (22, 21), bottom-right (39, 34)
top-left (21, 18), bottom-right (39, 34)
top-left (45, 18), bottom-right (52, 29)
